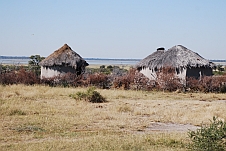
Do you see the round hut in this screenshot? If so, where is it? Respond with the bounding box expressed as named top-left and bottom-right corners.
top-left (135, 45), bottom-right (215, 82)
top-left (135, 47), bottom-right (165, 80)
top-left (39, 44), bottom-right (89, 79)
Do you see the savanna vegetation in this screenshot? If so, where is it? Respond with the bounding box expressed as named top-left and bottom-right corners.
top-left (0, 85), bottom-right (226, 150)
top-left (0, 61), bottom-right (226, 150)
top-left (1, 63), bottom-right (226, 93)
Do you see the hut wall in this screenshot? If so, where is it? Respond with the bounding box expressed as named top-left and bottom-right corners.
top-left (41, 66), bottom-right (76, 79)
top-left (186, 67), bottom-right (212, 79)
top-left (140, 67), bottom-right (157, 80)
top-left (175, 68), bottom-right (187, 85)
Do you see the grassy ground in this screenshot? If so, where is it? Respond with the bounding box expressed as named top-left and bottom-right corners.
top-left (0, 85), bottom-right (225, 151)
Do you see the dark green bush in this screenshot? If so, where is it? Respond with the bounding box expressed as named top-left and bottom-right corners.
top-left (70, 87), bottom-right (106, 103)
top-left (188, 116), bottom-right (226, 151)
top-left (220, 84), bottom-right (226, 93)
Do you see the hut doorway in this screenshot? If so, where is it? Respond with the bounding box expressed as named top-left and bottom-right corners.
top-left (186, 67), bottom-right (213, 79)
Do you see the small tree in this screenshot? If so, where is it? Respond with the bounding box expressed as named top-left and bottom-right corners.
top-left (28, 55), bottom-right (45, 76)
top-left (218, 65), bottom-right (225, 72)
top-left (29, 55), bottom-right (45, 66)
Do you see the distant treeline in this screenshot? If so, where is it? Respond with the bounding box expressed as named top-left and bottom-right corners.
top-left (0, 56), bottom-right (29, 59)
top-left (1, 56), bottom-right (225, 63)
top-left (85, 58), bottom-right (141, 61)
top-left (211, 60), bottom-right (226, 62)
top-left (0, 56), bottom-right (141, 62)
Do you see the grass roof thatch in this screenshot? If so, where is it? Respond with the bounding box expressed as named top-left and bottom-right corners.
top-left (135, 49), bottom-right (165, 70)
top-left (135, 45), bottom-right (215, 70)
top-left (39, 44), bottom-right (88, 68)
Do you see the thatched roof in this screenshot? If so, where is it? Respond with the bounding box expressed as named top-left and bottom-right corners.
top-left (135, 48), bottom-right (165, 69)
top-left (39, 44), bottom-right (88, 68)
top-left (135, 45), bottom-right (215, 70)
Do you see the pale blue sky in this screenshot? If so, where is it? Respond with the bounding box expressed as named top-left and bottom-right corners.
top-left (0, 0), bottom-right (226, 59)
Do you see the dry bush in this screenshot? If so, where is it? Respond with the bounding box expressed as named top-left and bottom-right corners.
top-left (112, 68), bottom-right (136, 90)
top-left (86, 73), bottom-right (110, 89)
top-left (200, 76), bottom-right (219, 92)
top-left (133, 71), bottom-right (157, 91)
top-left (0, 67), bottom-right (39, 85)
top-left (210, 76), bottom-right (226, 93)
top-left (112, 76), bottom-right (130, 90)
top-left (186, 77), bottom-right (200, 92)
top-left (41, 73), bottom-right (84, 87)
top-left (186, 75), bottom-right (226, 93)
top-left (15, 68), bottom-right (40, 84)
top-left (57, 73), bottom-right (82, 87)
top-left (156, 67), bottom-right (183, 92)
top-left (40, 77), bottom-right (57, 87)
top-left (0, 71), bottom-right (16, 85)
top-left (40, 72), bottom-right (110, 88)
top-left (2, 65), bottom-right (225, 94)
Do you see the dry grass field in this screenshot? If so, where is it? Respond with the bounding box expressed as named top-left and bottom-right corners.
top-left (0, 85), bottom-right (226, 150)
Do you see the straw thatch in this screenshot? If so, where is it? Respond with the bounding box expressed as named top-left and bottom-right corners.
top-left (136, 45), bottom-right (215, 70)
top-left (39, 44), bottom-right (88, 68)
top-left (135, 48), bottom-right (165, 70)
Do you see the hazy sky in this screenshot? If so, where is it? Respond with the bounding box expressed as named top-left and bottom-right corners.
top-left (0, 0), bottom-right (226, 59)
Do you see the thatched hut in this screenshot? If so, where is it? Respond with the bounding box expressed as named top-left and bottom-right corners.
top-left (135, 47), bottom-right (165, 81)
top-left (39, 44), bottom-right (88, 79)
top-left (135, 45), bottom-right (215, 82)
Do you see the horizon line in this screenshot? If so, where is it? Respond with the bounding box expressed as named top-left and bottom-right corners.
top-left (0, 55), bottom-right (226, 61)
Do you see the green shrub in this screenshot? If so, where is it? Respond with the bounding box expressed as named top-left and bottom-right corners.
top-left (70, 87), bottom-right (106, 103)
top-left (220, 84), bottom-right (226, 93)
top-left (100, 65), bottom-right (105, 69)
top-left (188, 116), bottom-right (226, 151)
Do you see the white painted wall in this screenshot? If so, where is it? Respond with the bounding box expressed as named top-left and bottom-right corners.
top-left (140, 68), bottom-right (157, 80)
top-left (176, 68), bottom-right (187, 85)
top-left (41, 66), bottom-right (62, 79)
top-left (140, 67), bottom-right (187, 84)
top-left (140, 67), bottom-right (212, 86)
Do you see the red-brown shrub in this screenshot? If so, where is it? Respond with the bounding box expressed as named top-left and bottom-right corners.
top-left (0, 67), bottom-right (39, 85)
top-left (186, 77), bottom-right (200, 92)
top-left (86, 73), bottom-right (110, 89)
top-left (156, 67), bottom-right (183, 92)
top-left (133, 71), bottom-right (157, 91)
top-left (186, 75), bottom-right (226, 93)
top-left (112, 68), bottom-right (136, 90)
top-left (2, 65), bottom-right (225, 93)
top-left (40, 73), bottom-right (84, 87)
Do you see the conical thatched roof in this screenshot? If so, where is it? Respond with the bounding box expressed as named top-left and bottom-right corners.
top-left (136, 45), bottom-right (215, 70)
top-left (39, 44), bottom-right (88, 68)
top-left (135, 48), bottom-right (165, 70)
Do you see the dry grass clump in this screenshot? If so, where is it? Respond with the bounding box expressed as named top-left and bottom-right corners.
top-left (0, 85), bottom-right (226, 150)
